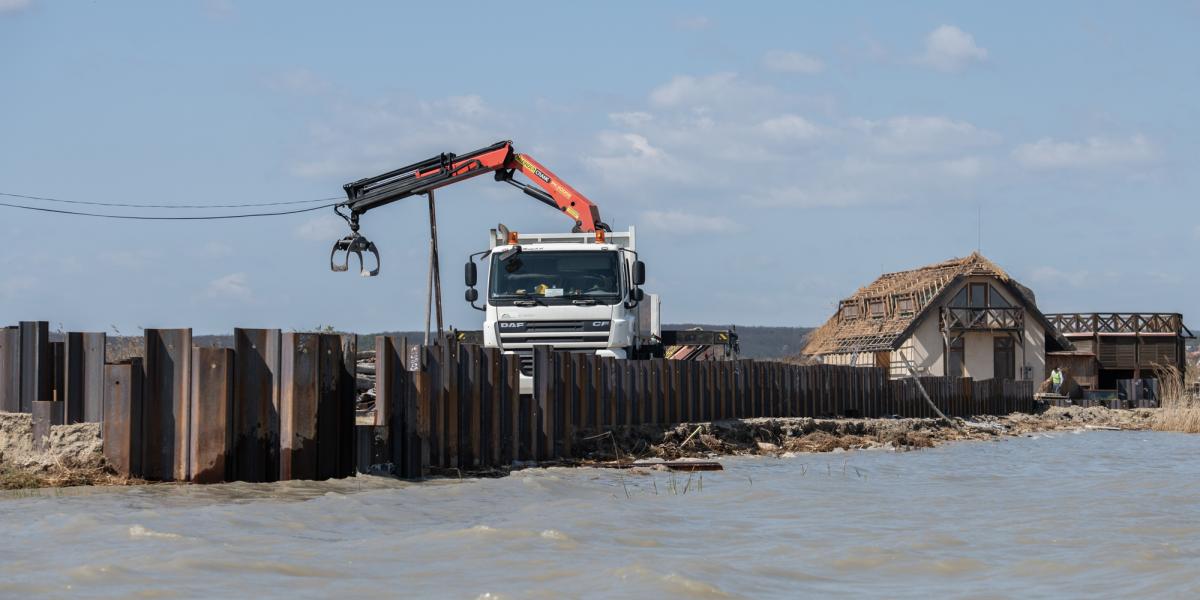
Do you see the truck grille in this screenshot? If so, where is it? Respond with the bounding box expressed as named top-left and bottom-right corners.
top-left (523, 320), bottom-right (588, 333)
top-left (502, 335), bottom-right (591, 344)
top-left (512, 348), bottom-right (605, 377)
top-left (515, 350), bottom-right (534, 376)
top-left (500, 321), bottom-right (611, 377)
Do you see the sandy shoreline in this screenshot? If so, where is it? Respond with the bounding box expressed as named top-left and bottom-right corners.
top-left (0, 407), bottom-right (1161, 489)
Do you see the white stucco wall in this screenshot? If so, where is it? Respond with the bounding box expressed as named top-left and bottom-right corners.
top-left (894, 315), bottom-right (943, 377)
top-left (1023, 317), bottom-right (1046, 383)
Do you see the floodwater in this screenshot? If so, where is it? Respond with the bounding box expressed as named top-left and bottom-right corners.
top-left (3, 431), bottom-right (1200, 598)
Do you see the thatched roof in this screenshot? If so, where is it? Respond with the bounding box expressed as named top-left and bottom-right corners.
top-left (803, 252), bottom-right (1050, 355)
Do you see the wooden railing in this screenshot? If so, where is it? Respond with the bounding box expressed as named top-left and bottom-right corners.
top-left (1045, 313), bottom-right (1187, 336)
top-left (940, 307), bottom-right (1025, 332)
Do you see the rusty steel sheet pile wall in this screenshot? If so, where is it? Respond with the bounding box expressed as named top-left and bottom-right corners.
top-left (372, 338), bottom-right (525, 476)
top-left (374, 343), bottom-right (1037, 478)
top-left (103, 359), bottom-right (143, 477)
top-left (142, 328), bottom-right (193, 481)
top-left (279, 332), bottom-right (357, 482)
top-left (2, 326), bottom-right (1034, 484)
top-left (0, 326), bottom-right (19, 413)
top-left (190, 347), bottom-right (235, 484)
top-left (232, 328), bottom-right (282, 482)
top-left (86, 329), bottom-right (356, 483)
top-left (0, 323), bottom-right (106, 422)
top-left (19, 321), bottom-right (51, 414)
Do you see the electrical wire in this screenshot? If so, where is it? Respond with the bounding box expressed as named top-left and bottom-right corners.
top-left (0, 199), bottom-right (339, 220)
top-left (0, 191), bottom-right (341, 209)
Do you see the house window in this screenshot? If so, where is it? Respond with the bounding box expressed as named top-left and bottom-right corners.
top-left (869, 299), bottom-right (885, 319)
top-left (969, 283), bottom-right (988, 308)
top-left (948, 337), bottom-right (965, 377)
top-left (989, 285), bottom-right (1011, 308)
top-left (950, 287), bottom-right (968, 308)
top-left (841, 302), bottom-right (860, 320)
top-left (896, 296), bottom-right (915, 316)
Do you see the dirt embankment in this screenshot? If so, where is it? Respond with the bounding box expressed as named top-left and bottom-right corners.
top-left (0, 412), bottom-right (124, 490)
top-left (576, 406), bottom-right (1158, 461)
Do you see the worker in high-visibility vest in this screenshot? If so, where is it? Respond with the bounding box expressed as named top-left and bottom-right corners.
top-left (1051, 367), bottom-right (1064, 395)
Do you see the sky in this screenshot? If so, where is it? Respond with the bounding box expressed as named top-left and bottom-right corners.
top-left (1, 1), bottom-right (1197, 335)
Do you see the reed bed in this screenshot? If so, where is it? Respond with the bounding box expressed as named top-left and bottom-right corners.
top-left (1152, 365), bottom-right (1200, 433)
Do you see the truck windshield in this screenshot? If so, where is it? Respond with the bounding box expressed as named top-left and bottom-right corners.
top-left (490, 250), bottom-right (622, 303)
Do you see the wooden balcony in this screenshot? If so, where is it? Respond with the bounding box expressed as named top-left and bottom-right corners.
top-left (1044, 313), bottom-right (1190, 336)
top-left (940, 307), bottom-right (1024, 332)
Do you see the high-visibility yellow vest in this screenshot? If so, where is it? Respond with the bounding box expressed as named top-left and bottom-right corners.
top-left (1051, 371), bottom-right (1063, 385)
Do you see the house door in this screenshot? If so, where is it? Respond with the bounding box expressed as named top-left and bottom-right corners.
top-left (994, 337), bottom-right (1015, 380)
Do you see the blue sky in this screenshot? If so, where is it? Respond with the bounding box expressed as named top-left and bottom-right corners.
top-left (1, 1), bottom-right (1197, 334)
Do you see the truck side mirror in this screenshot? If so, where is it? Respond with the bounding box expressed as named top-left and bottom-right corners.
top-left (465, 261), bottom-right (477, 287)
top-left (631, 288), bottom-right (644, 302)
top-left (465, 288), bottom-right (478, 303)
top-left (633, 261), bottom-right (646, 286)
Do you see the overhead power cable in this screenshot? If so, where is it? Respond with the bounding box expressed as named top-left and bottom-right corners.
top-left (0, 199), bottom-right (338, 220)
top-left (0, 191), bottom-right (341, 209)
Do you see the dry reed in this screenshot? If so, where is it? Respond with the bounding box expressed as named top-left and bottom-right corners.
top-left (1151, 365), bottom-right (1200, 433)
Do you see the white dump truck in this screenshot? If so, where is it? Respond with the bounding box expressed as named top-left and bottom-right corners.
top-left (463, 226), bottom-right (659, 393)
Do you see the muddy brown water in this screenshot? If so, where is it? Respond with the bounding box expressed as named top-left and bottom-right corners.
top-left (2, 430), bottom-right (1199, 598)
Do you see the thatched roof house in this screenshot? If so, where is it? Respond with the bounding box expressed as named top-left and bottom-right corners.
top-left (804, 252), bottom-right (1069, 381)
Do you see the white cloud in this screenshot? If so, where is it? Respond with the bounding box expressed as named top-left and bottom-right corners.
top-left (294, 215), bottom-right (348, 242)
top-left (650, 72), bottom-right (736, 107)
top-left (853, 115), bottom-right (999, 155)
top-left (203, 0), bottom-right (233, 19)
top-left (741, 185), bottom-right (866, 209)
top-left (609, 111), bottom-right (654, 128)
top-left (1030, 266), bottom-right (1091, 288)
top-left (917, 25), bottom-right (988, 72)
top-left (648, 72), bottom-right (774, 109)
top-left (586, 73), bottom-right (1000, 214)
top-left (100, 249), bottom-right (160, 270)
top-left (763, 50), bottom-right (825, 74)
top-left (1012, 134), bottom-right (1157, 169)
top-left (938, 156), bottom-right (985, 179)
top-left (290, 94), bottom-right (505, 179)
top-left (639, 210), bottom-right (744, 233)
top-left (0, 0), bottom-right (30, 13)
top-left (206, 273), bottom-right (252, 302)
top-left (585, 132), bottom-right (693, 185)
top-left (196, 241), bottom-right (234, 259)
top-left (267, 68), bottom-right (330, 95)
top-left (674, 16), bottom-right (712, 31)
top-left (0, 276), bottom-right (35, 299)
top-left (759, 114), bottom-right (821, 141)
top-left (444, 94), bottom-right (488, 118)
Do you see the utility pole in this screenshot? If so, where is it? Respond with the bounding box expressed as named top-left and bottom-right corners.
top-left (424, 190), bottom-right (444, 346)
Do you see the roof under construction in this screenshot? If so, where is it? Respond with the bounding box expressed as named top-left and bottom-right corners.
top-left (803, 252), bottom-right (1036, 355)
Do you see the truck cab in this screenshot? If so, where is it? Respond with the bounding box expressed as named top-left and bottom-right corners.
top-left (464, 227), bottom-right (655, 394)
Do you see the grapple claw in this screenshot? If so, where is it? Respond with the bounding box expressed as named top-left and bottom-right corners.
top-left (330, 233), bottom-right (381, 277)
